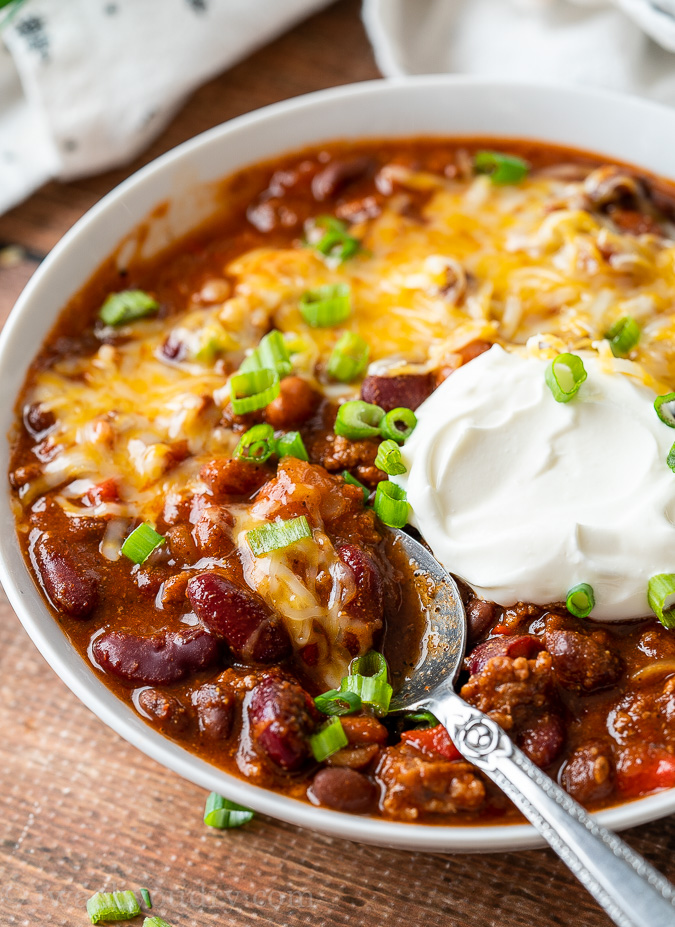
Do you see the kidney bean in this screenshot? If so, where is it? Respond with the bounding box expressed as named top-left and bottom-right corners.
top-left (562, 742), bottom-right (615, 804)
top-left (326, 744), bottom-right (380, 770)
top-left (165, 525), bottom-right (198, 566)
top-left (187, 572), bottom-right (291, 663)
top-left (200, 458), bottom-right (268, 497)
top-left (360, 373), bottom-right (434, 412)
top-left (191, 683), bottom-right (235, 740)
top-left (136, 687), bottom-right (190, 734)
top-left (545, 629), bottom-right (624, 693)
top-left (311, 156), bottom-right (376, 202)
top-left (465, 635), bottom-right (544, 676)
top-left (23, 402), bottom-right (55, 438)
top-left (264, 376), bottom-right (320, 429)
top-left (248, 675), bottom-right (318, 771)
top-left (310, 767), bottom-right (377, 813)
top-left (466, 597), bottom-right (497, 643)
top-left (32, 534), bottom-right (98, 619)
top-left (92, 627), bottom-right (219, 685)
top-left (338, 544), bottom-right (383, 623)
top-left (340, 715), bottom-right (388, 745)
top-left (517, 713), bottom-right (564, 768)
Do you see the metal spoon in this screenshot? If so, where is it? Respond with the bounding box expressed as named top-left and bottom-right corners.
top-left (389, 528), bottom-right (675, 927)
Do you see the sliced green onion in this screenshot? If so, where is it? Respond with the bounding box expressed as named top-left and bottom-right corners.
top-left (474, 150), bottom-right (530, 185)
top-left (406, 710), bottom-right (440, 728)
top-left (340, 650), bottom-right (392, 716)
top-left (230, 368), bottom-right (280, 415)
top-left (379, 407), bottom-right (417, 443)
top-left (99, 289), bottom-right (159, 326)
top-left (234, 423), bottom-right (276, 463)
top-left (143, 919), bottom-right (173, 927)
top-left (314, 689), bottom-right (362, 716)
top-left (648, 574), bottom-right (675, 629)
top-left (140, 889), bottom-right (152, 909)
top-left (312, 216), bottom-right (361, 262)
top-left (246, 515), bottom-right (312, 557)
top-left (373, 480), bottom-right (409, 529)
top-left (310, 717), bottom-right (348, 761)
top-left (299, 283), bottom-right (351, 328)
top-left (342, 470), bottom-right (369, 503)
top-left (334, 400), bottom-right (384, 439)
top-left (240, 329), bottom-right (293, 377)
top-left (204, 792), bottom-right (254, 829)
top-left (275, 430), bottom-right (309, 461)
top-left (87, 891), bottom-right (140, 924)
top-left (667, 442), bottom-right (675, 473)
top-left (121, 523), bottom-right (165, 565)
top-left (374, 439), bottom-right (407, 476)
top-left (566, 583), bottom-right (595, 619)
top-left (327, 332), bottom-right (370, 382)
top-left (655, 392), bottom-right (675, 428)
top-left (606, 316), bottom-right (640, 357)
top-left (545, 353), bottom-right (587, 403)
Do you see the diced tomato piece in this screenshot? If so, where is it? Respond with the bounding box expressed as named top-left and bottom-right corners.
top-left (83, 478), bottom-right (118, 506)
top-left (615, 744), bottom-right (675, 798)
top-left (400, 724), bottom-right (461, 761)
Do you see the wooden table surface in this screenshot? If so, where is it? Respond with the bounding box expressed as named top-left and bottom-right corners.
top-left (1, 3), bottom-right (674, 925)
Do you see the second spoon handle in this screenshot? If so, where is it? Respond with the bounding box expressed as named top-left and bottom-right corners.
top-left (432, 692), bottom-right (675, 927)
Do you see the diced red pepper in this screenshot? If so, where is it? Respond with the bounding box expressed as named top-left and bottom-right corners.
top-left (400, 724), bottom-right (461, 761)
top-left (83, 478), bottom-right (119, 506)
top-left (616, 744), bottom-right (675, 798)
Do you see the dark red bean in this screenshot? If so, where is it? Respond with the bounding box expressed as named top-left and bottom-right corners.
top-left (199, 458), bottom-right (268, 497)
top-left (517, 714), bottom-right (564, 768)
top-left (311, 156), bottom-right (376, 202)
top-left (23, 402), bottom-right (55, 438)
top-left (562, 742), bottom-right (615, 804)
top-left (465, 635), bottom-right (544, 676)
top-left (92, 627), bottom-right (219, 685)
top-left (545, 629), bottom-right (624, 693)
top-left (191, 683), bottom-right (235, 740)
top-left (32, 534), bottom-right (98, 619)
top-left (466, 597), bottom-right (496, 643)
top-left (248, 676), bottom-right (318, 771)
top-left (310, 767), bottom-right (377, 813)
top-left (337, 544), bottom-right (383, 623)
top-left (360, 373), bottom-right (434, 412)
top-left (187, 572), bottom-right (291, 663)
top-left (264, 376), bottom-right (320, 429)
top-left (136, 687), bottom-right (190, 734)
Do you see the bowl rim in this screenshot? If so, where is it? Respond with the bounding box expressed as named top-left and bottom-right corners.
top-left (3, 74), bottom-right (675, 852)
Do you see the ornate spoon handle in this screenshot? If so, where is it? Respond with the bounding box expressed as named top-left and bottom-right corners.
top-left (432, 692), bottom-right (675, 927)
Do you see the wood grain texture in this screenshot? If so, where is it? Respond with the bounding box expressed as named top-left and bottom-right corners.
top-left (1, 3), bottom-right (675, 926)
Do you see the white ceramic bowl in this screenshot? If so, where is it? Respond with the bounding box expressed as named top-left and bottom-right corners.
top-left (3, 77), bottom-right (675, 852)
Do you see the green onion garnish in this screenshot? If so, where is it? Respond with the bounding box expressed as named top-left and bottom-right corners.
top-left (474, 150), bottom-right (530, 185)
top-left (99, 290), bottom-right (159, 326)
top-left (339, 650), bottom-right (392, 716)
top-left (234, 423), bottom-right (276, 463)
top-left (606, 316), bottom-right (640, 358)
top-left (334, 400), bottom-right (384, 440)
top-left (246, 515), bottom-right (312, 556)
top-left (407, 710), bottom-right (440, 728)
top-left (379, 407), bottom-right (417, 443)
top-left (327, 332), bottom-right (370, 382)
top-left (342, 470), bottom-right (369, 503)
top-left (373, 480), bottom-right (409, 528)
top-left (648, 574), bottom-right (675, 629)
top-left (230, 368), bottom-right (280, 415)
top-left (299, 283), bottom-right (351, 328)
top-left (140, 889), bottom-right (152, 909)
top-left (120, 523), bottom-right (165, 565)
top-left (667, 442), bottom-right (675, 473)
top-left (655, 392), bottom-right (675, 428)
top-left (203, 792), bottom-right (254, 829)
top-left (86, 891), bottom-right (140, 924)
top-left (566, 583), bottom-right (595, 618)
top-left (310, 717), bottom-right (348, 761)
top-left (374, 439), bottom-right (407, 476)
top-left (312, 216), bottom-right (361, 262)
top-left (275, 430), bottom-right (309, 461)
top-left (545, 353), bottom-right (587, 403)
top-left (314, 689), bottom-right (362, 716)
top-left (143, 919), bottom-right (173, 927)
top-left (240, 329), bottom-right (293, 378)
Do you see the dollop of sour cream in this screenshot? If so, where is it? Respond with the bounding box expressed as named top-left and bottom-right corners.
top-left (395, 344), bottom-right (675, 620)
